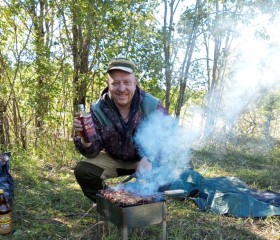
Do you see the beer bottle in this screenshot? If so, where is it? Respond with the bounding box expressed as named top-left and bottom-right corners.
top-left (76, 104), bottom-right (96, 143)
top-left (0, 189), bottom-right (12, 234)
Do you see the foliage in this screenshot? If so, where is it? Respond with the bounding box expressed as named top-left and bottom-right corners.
top-left (1, 0), bottom-right (280, 149)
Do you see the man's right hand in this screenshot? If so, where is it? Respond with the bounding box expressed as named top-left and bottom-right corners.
top-left (73, 118), bottom-right (92, 146)
top-left (73, 118), bottom-right (83, 136)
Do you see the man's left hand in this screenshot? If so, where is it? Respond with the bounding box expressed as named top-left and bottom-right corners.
top-left (136, 157), bottom-right (152, 176)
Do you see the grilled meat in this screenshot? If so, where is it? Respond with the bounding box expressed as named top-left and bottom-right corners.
top-left (99, 189), bottom-right (156, 206)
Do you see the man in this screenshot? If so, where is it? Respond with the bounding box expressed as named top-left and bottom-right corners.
top-left (73, 57), bottom-right (168, 202)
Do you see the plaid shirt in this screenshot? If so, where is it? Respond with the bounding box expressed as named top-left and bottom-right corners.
top-left (74, 86), bottom-right (168, 163)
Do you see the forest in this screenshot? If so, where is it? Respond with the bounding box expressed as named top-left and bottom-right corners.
top-left (0, 0), bottom-right (280, 239)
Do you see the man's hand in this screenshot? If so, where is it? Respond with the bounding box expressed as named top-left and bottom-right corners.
top-left (136, 157), bottom-right (152, 176)
top-left (73, 118), bottom-right (92, 147)
top-left (73, 118), bottom-right (83, 136)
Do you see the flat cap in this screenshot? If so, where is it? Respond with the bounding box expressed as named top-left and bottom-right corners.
top-left (107, 57), bottom-right (135, 74)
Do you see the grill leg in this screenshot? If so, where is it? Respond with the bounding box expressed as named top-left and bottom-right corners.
top-left (121, 208), bottom-right (128, 240)
top-left (97, 213), bottom-right (101, 239)
top-left (162, 201), bottom-right (167, 240)
top-left (121, 225), bottom-right (128, 240)
top-left (162, 220), bottom-right (167, 240)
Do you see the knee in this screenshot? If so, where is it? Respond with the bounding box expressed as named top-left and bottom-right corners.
top-left (74, 161), bottom-right (105, 202)
top-left (74, 161), bottom-right (104, 182)
top-left (74, 161), bottom-right (87, 180)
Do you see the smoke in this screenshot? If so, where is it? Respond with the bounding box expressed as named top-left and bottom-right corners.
top-left (234, 20), bottom-right (279, 121)
top-left (224, 16), bottom-right (280, 120)
top-left (118, 111), bottom-right (200, 195)
top-left (114, 14), bottom-right (280, 195)
top-left (197, 13), bottom-right (280, 144)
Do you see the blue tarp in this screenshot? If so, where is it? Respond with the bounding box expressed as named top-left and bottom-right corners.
top-left (168, 169), bottom-right (280, 218)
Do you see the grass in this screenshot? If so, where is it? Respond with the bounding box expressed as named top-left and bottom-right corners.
top-left (1, 140), bottom-right (280, 239)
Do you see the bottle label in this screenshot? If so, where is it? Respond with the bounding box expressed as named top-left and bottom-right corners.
top-left (81, 116), bottom-right (96, 142)
top-left (0, 212), bottom-right (12, 234)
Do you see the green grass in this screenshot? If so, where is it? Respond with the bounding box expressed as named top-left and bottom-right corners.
top-left (1, 141), bottom-right (280, 239)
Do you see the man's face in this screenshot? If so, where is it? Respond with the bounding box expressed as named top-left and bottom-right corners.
top-left (107, 70), bottom-right (137, 109)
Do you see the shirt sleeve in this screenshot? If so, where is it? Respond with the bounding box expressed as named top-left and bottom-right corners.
top-left (74, 136), bottom-right (101, 158)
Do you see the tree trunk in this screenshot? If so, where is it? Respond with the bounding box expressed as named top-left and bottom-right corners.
top-left (202, 1), bottom-right (238, 142)
top-left (72, 17), bottom-right (89, 108)
top-left (175, 0), bottom-right (204, 117)
top-left (0, 99), bottom-right (5, 151)
top-left (29, 0), bottom-right (52, 141)
top-left (163, 0), bottom-right (180, 112)
top-left (0, 52), bottom-right (8, 150)
top-left (262, 95), bottom-right (278, 143)
top-left (0, 51), bottom-right (5, 150)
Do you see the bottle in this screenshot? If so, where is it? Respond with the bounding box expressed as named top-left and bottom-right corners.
top-left (76, 104), bottom-right (96, 143)
top-left (0, 189), bottom-right (12, 235)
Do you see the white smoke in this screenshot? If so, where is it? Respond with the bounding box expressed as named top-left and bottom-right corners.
top-left (224, 15), bottom-right (280, 121)
top-left (120, 111), bottom-right (200, 195)
top-left (197, 13), bottom-right (280, 143)
top-left (115, 14), bottom-right (280, 195)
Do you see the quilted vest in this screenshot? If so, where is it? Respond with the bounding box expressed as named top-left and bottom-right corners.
top-left (91, 92), bottom-right (160, 126)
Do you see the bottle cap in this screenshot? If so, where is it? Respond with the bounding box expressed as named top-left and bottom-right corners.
top-left (77, 104), bottom-right (85, 111)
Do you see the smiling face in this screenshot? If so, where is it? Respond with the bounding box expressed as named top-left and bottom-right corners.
top-left (107, 70), bottom-right (137, 110)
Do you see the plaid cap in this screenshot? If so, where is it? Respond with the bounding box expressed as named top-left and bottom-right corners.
top-left (107, 57), bottom-right (135, 74)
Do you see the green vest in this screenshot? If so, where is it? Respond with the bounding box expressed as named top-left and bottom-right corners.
top-left (91, 92), bottom-right (160, 126)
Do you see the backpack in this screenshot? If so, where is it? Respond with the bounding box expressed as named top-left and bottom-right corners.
top-left (0, 152), bottom-right (14, 205)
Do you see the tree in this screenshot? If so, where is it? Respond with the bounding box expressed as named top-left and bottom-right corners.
top-left (175, 0), bottom-right (207, 118)
top-left (200, 0), bottom-right (245, 140)
top-left (0, 53), bottom-right (7, 151)
top-left (162, 0), bottom-right (181, 112)
top-left (27, 0), bottom-right (56, 141)
top-left (60, 0), bottom-right (162, 109)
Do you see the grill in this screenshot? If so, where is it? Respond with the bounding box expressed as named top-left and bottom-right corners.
top-left (96, 190), bottom-right (167, 240)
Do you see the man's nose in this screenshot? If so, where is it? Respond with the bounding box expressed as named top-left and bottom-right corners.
top-left (118, 82), bottom-right (125, 91)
